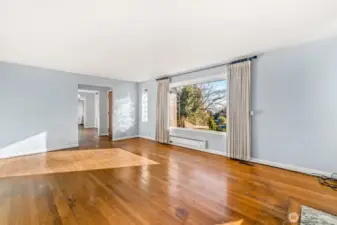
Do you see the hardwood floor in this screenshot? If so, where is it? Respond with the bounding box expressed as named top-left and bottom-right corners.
top-left (0, 148), bottom-right (158, 178)
top-left (0, 128), bottom-right (336, 224)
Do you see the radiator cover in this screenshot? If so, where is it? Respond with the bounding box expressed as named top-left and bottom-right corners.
top-left (170, 135), bottom-right (207, 149)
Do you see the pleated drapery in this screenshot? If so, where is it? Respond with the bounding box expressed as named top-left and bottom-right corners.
top-left (155, 79), bottom-right (170, 143)
top-left (227, 61), bottom-right (252, 161)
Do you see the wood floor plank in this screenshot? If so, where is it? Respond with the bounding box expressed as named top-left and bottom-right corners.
top-left (0, 127), bottom-right (335, 224)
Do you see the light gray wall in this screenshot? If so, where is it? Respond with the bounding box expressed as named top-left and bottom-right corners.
top-left (252, 36), bottom-right (337, 173)
top-left (0, 62), bottom-right (138, 158)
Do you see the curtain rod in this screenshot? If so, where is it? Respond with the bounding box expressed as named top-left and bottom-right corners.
top-left (156, 55), bottom-right (257, 81)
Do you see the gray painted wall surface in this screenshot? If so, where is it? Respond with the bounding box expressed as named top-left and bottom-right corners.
top-left (252, 37), bottom-right (337, 173)
top-left (0, 62), bottom-right (138, 158)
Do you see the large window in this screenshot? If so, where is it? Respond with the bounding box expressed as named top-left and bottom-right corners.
top-left (170, 80), bottom-right (227, 132)
top-left (142, 89), bottom-right (148, 122)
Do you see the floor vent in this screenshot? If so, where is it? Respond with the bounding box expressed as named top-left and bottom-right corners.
top-left (233, 159), bottom-right (254, 166)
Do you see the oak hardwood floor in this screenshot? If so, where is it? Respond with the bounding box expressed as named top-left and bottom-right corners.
top-left (0, 148), bottom-right (158, 178)
top-left (0, 128), bottom-right (336, 225)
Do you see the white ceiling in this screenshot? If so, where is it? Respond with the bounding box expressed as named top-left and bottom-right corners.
top-left (1, 0), bottom-right (337, 82)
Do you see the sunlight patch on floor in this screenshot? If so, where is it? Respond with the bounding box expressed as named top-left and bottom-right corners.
top-left (216, 219), bottom-right (244, 225)
top-left (0, 148), bottom-right (159, 178)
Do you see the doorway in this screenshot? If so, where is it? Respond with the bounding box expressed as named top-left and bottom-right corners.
top-left (78, 90), bottom-right (99, 144)
top-left (108, 91), bottom-right (113, 139)
top-left (77, 85), bottom-right (113, 146)
top-left (78, 98), bottom-right (84, 126)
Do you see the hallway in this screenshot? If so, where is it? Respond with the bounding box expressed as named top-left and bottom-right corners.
top-left (78, 125), bottom-right (112, 148)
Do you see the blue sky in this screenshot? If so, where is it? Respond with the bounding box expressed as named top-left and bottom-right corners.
top-left (197, 79), bottom-right (227, 112)
top-left (212, 80), bottom-right (227, 91)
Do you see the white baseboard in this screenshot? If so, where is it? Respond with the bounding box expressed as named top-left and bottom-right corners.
top-left (169, 142), bottom-right (227, 157)
top-left (110, 136), bottom-right (334, 177)
top-left (113, 135), bottom-right (138, 141)
top-left (169, 142), bottom-right (333, 177)
top-left (138, 135), bottom-right (156, 141)
top-left (250, 158), bottom-right (333, 177)
top-left (99, 133), bottom-right (109, 136)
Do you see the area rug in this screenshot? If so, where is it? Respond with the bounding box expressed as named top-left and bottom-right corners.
top-left (301, 205), bottom-right (337, 225)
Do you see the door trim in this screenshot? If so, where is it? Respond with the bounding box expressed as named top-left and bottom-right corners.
top-left (108, 91), bottom-right (113, 140)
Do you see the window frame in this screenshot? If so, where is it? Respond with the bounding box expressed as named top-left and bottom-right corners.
top-left (168, 73), bottom-right (227, 134)
top-left (141, 88), bottom-right (149, 122)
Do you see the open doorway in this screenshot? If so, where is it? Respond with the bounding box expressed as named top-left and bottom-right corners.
top-left (77, 95), bottom-right (85, 126)
top-left (77, 85), bottom-right (113, 146)
top-left (78, 89), bottom-right (100, 143)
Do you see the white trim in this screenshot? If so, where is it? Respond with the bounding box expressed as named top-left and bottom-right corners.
top-left (170, 142), bottom-right (333, 177)
top-left (99, 133), bottom-right (109, 136)
top-left (78, 89), bottom-right (99, 94)
top-left (84, 126), bottom-right (97, 129)
top-left (170, 127), bottom-right (227, 136)
top-left (169, 73), bottom-right (227, 88)
top-left (94, 92), bottom-right (99, 129)
top-left (107, 90), bottom-right (113, 138)
top-left (139, 137), bottom-right (333, 177)
top-left (83, 96), bottom-right (87, 127)
top-left (77, 98), bottom-right (85, 125)
top-left (113, 136), bottom-right (138, 141)
top-left (250, 158), bottom-right (333, 177)
top-left (169, 142), bottom-right (227, 157)
top-left (138, 135), bottom-right (155, 141)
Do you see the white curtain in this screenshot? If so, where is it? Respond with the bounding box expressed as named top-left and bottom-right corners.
top-left (227, 61), bottom-right (252, 161)
top-left (156, 79), bottom-right (170, 143)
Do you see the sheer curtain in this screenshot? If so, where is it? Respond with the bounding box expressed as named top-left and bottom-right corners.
top-left (156, 79), bottom-right (170, 143)
top-left (227, 61), bottom-right (252, 160)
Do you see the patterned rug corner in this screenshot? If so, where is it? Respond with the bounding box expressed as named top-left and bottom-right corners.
top-left (301, 205), bottom-right (337, 225)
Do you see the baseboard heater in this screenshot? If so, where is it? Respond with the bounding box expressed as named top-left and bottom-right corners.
top-left (170, 135), bottom-right (207, 150)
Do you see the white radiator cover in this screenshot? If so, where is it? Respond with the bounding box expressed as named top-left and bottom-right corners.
top-left (170, 136), bottom-right (207, 149)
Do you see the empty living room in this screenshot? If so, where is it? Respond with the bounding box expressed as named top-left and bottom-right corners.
top-left (1, 1), bottom-right (337, 224)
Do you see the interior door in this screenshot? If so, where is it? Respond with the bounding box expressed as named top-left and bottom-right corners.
top-left (108, 91), bottom-right (113, 139)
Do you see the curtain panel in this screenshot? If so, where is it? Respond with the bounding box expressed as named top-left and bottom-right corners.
top-left (155, 79), bottom-right (170, 143)
top-left (227, 61), bottom-right (252, 160)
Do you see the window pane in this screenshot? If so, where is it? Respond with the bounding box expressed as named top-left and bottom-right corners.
top-left (142, 89), bottom-right (148, 122)
top-left (170, 80), bottom-right (227, 132)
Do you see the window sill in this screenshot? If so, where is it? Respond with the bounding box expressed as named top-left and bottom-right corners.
top-left (169, 127), bottom-right (227, 136)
